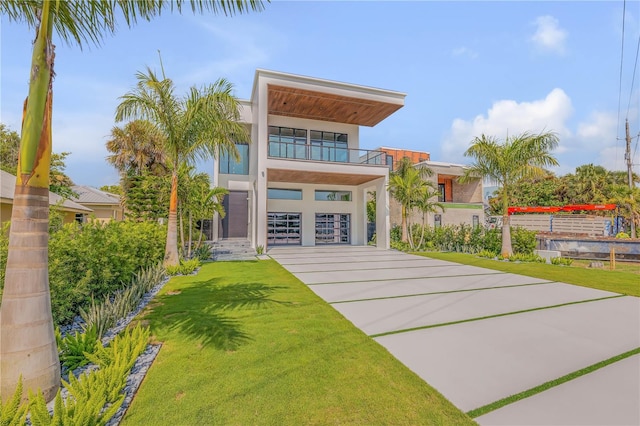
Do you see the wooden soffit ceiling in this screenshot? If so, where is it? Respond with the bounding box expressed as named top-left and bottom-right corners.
top-left (268, 169), bottom-right (381, 186)
top-left (267, 85), bottom-right (403, 127)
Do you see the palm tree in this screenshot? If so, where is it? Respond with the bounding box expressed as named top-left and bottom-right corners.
top-left (115, 68), bottom-right (250, 266)
top-left (460, 131), bottom-right (559, 257)
top-left (388, 157), bottom-right (433, 243)
top-left (415, 186), bottom-right (445, 249)
top-left (106, 119), bottom-right (168, 177)
top-left (608, 185), bottom-right (640, 238)
top-left (0, 0), bottom-right (264, 403)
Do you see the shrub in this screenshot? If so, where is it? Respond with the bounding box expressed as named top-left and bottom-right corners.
top-left (477, 250), bottom-right (497, 259)
top-left (48, 220), bottom-right (166, 325)
top-left (615, 232), bottom-right (630, 239)
top-left (0, 376), bottom-right (28, 425)
top-left (508, 253), bottom-right (546, 263)
top-left (166, 258), bottom-right (201, 276)
top-left (193, 244), bottom-right (212, 260)
top-left (551, 256), bottom-right (573, 266)
top-left (55, 324), bottom-right (100, 370)
top-left (512, 227), bottom-right (537, 255)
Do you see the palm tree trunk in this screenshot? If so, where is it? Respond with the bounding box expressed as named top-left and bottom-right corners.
top-left (501, 186), bottom-right (513, 257)
top-left (401, 205), bottom-right (408, 243)
top-left (178, 204), bottom-right (185, 258)
top-left (1, 2), bottom-right (60, 403)
top-left (187, 211), bottom-right (193, 259)
top-left (164, 171), bottom-right (180, 266)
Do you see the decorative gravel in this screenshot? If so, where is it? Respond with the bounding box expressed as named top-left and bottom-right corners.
top-left (49, 272), bottom-right (180, 424)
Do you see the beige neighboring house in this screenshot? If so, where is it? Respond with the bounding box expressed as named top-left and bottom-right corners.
top-left (387, 159), bottom-right (484, 229)
top-left (0, 170), bottom-right (92, 224)
top-left (71, 185), bottom-right (124, 223)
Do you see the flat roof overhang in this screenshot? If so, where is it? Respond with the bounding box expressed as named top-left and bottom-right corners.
top-left (267, 85), bottom-right (403, 127)
top-left (268, 168), bottom-right (383, 186)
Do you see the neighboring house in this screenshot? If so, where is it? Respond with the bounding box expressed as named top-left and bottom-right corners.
top-left (71, 185), bottom-right (124, 223)
top-left (0, 170), bottom-right (92, 224)
top-left (211, 69), bottom-right (405, 249)
top-left (384, 155), bottom-right (484, 229)
top-left (378, 147), bottom-right (430, 169)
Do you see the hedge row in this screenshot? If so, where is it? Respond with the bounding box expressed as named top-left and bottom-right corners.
top-left (0, 220), bottom-right (166, 325)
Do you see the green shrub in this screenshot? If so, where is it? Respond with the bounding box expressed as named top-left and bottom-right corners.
top-left (30, 325), bottom-right (150, 426)
top-left (615, 232), bottom-right (630, 239)
top-left (0, 376), bottom-right (28, 426)
top-left (390, 225), bottom-right (402, 243)
top-left (166, 258), bottom-right (201, 276)
top-left (55, 324), bottom-right (100, 371)
top-left (551, 256), bottom-right (573, 266)
top-left (193, 244), bottom-right (212, 260)
top-left (507, 253), bottom-right (546, 263)
top-left (511, 227), bottom-right (537, 255)
top-left (477, 249), bottom-right (498, 259)
top-left (48, 220), bottom-right (166, 325)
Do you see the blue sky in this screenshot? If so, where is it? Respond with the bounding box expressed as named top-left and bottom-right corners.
top-left (2, 1), bottom-right (640, 188)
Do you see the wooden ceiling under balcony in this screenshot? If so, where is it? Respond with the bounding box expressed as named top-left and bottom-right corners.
top-left (268, 169), bottom-right (382, 185)
top-left (267, 85), bottom-right (403, 127)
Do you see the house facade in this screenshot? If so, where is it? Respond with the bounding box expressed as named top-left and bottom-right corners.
top-left (386, 157), bottom-right (484, 229)
top-left (211, 69), bottom-right (406, 249)
top-left (71, 185), bottom-right (124, 223)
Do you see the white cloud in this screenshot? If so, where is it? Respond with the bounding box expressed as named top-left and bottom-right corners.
top-left (451, 46), bottom-right (478, 59)
top-left (531, 15), bottom-right (568, 55)
top-left (441, 88), bottom-right (573, 162)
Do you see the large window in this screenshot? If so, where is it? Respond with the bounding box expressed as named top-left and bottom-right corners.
top-left (315, 190), bottom-right (352, 201)
top-left (219, 144), bottom-right (249, 175)
top-left (438, 183), bottom-right (446, 202)
top-left (310, 130), bottom-right (348, 162)
top-left (268, 126), bottom-right (307, 159)
top-left (268, 188), bottom-right (303, 200)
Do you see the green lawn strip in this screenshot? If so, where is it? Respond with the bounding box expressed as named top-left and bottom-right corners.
top-left (122, 260), bottom-right (474, 425)
top-left (370, 295), bottom-right (623, 338)
top-left (467, 347), bottom-right (640, 418)
top-left (306, 271), bottom-right (504, 286)
top-left (414, 252), bottom-right (640, 297)
top-left (330, 281), bottom-right (554, 304)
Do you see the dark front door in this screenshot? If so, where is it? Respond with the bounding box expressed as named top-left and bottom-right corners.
top-left (220, 191), bottom-right (248, 238)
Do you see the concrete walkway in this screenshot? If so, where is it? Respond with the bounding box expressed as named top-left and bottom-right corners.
top-left (269, 246), bottom-right (640, 425)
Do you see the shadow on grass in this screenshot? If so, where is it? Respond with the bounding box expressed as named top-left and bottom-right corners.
top-left (154, 280), bottom-right (288, 351)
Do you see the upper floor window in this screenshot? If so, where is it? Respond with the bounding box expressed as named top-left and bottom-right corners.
top-left (220, 144), bottom-right (249, 175)
top-left (268, 188), bottom-right (303, 200)
top-left (268, 126), bottom-right (307, 159)
top-left (310, 130), bottom-right (348, 162)
top-left (315, 190), bottom-right (352, 201)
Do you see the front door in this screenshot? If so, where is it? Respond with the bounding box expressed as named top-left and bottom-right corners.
top-left (220, 191), bottom-right (248, 238)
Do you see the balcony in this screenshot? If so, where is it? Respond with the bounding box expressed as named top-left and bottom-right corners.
top-left (268, 141), bottom-right (389, 166)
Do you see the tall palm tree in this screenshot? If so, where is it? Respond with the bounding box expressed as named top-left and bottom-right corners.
top-left (115, 68), bottom-right (250, 266)
top-left (388, 157), bottom-right (432, 243)
top-left (0, 0), bottom-right (264, 403)
top-left (460, 131), bottom-right (559, 257)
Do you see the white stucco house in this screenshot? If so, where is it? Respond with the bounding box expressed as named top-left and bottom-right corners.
top-left (210, 69), bottom-right (405, 250)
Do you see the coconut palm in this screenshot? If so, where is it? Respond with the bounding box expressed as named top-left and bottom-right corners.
top-left (460, 131), bottom-right (559, 257)
top-left (608, 185), bottom-right (640, 238)
top-left (115, 68), bottom-right (250, 266)
top-left (0, 0), bottom-right (264, 403)
top-left (388, 157), bottom-right (432, 243)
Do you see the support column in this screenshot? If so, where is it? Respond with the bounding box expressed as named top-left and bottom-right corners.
top-left (375, 176), bottom-right (390, 249)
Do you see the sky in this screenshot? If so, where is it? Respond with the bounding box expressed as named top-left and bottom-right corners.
top-left (2, 1), bottom-right (640, 188)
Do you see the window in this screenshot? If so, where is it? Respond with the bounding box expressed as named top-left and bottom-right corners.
top-left (268, 188), bottom-right (303, 200)
top-left (438, 183), bottom-right (446, 202)
top-left (386, 154), bottom-right (394, 170)
top-left (310, 130), bottom-right (348, 162)
top-left (220, 144), bottom-right (249, 174)
top-left (434, 214), bottom-right (442, 228)
top-left (268, 126), bottom-right (307, 159)
top-left (315, 190), bottom-right (351, 201)
top-left (472, 215), bottom-right (480, 229)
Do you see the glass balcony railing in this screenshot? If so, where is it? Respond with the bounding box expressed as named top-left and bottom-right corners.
top-left (268, 141), bottom-right (388, 166)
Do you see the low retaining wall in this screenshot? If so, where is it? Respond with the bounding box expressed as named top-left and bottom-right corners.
top-left (536, 234), bottom-right (640, 261)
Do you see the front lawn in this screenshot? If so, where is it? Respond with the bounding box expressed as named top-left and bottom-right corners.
top-left (122, 260), bottom-right (474, 425)
top-left (416, 252), bottom-right (639, 297)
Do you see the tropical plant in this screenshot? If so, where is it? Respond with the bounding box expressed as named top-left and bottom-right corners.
top-left (608, 185), bottom-right (639, 238)
top-left (55, 324), bottom-right (100, 370)
top-left (0, 0), bottom-right (263, 401)
top-left (415, 186), bottom-right (445, 249)
top-left (115, 67), bottom-right (249, 267)
top-left (460, 131), bottom-right (559, 257)
top-left (0, 376), bottom-right (28, 425)
top-left (388, 157), bottom-right (433, 244)
top-left (106, 119), bottom-right (168, 177)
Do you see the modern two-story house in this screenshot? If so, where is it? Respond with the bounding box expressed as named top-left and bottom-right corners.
top-left (210, 69), bottom-right (406, 250)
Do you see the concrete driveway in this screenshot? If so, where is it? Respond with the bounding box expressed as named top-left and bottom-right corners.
top-left (268, 246), bottom-right (640, 425)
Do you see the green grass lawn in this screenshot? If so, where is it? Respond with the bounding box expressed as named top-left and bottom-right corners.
top-left (122, 260), bottom-right (474, 425)
top-left (415, 252), bottom-right (640, 297)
